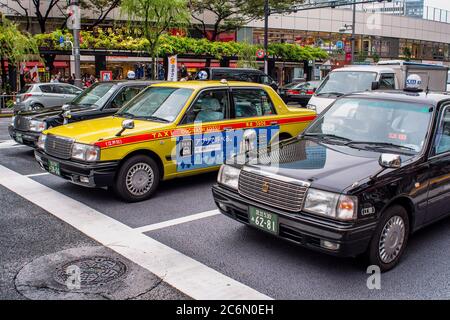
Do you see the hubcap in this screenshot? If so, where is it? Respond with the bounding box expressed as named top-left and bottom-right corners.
top-left (125, 163), bottom-right (154, 196)
top-left (378, 215), bottom-right (406, 264)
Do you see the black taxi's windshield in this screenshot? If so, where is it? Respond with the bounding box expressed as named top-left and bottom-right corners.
top-left (116, 87), bottom-right (193, 122)
top-left (315, 71), bottom-right (377, 97)
top-left (72, 82), bottom-right (117, 107)
top-left (305, 98), bottom-right (433, 154)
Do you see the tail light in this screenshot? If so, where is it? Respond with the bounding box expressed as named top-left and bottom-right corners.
top-left (287, 90), bottom-right (300, 95)
top-left (306, 90), bottom-right (315, 95)
top-left (22, 93), bottom-right (32, 101)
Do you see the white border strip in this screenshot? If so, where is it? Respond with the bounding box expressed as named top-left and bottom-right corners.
top-left (0, 140), bottom-right (25, 149)
top-left (25, 172), bottom-right (50, 178)
top-left (135, 209), bottom-right (220, 233)
top-left (0, 164), bottom-right (271, 300)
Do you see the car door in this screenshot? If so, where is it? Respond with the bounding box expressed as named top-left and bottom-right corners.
top-left (426, 104), bottom-right (450, 223)
top-left (230, 87), bottom-right (280, 151)
top-left (39, 85), bottom-right (60, 107)
top-left (175, 88), bottom-right (231, 172)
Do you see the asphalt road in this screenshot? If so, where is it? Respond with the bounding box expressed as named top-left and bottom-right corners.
top-left (0, 117), bottom-right (449, 300)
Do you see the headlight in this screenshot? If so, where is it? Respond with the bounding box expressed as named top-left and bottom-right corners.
top-left (303, 188), bottom-right (357, 221)
top-left (37, 134), bottom-right (47, 150)
top-left (217, 165), bottom-right (240, 190)
top-left (306, 104), bottom-right (316, 111)
top-left (71, 143), bottom-right (100, 162)
top-left (29, 120), bottom-right (47, 132)
top-left (10, 116), bottom-right (16, 127)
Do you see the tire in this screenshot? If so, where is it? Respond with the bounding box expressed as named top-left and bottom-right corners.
top-left (30, 103), bottom-right (44, 111)
top-left (113, 155), bottom-right (160, 202)
top-left (366, 205), bottom-right (410, 272)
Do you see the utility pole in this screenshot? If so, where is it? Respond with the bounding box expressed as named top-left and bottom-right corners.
top-left (351, 0), bottom-right (356, 64)
top-left (263, 0), bottom-right (269, 75)
top-left (67, 1), bottom-right (81, 87)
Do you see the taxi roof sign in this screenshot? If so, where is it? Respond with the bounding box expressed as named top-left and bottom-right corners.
top-left (404, 74), bottom-right (423, 92)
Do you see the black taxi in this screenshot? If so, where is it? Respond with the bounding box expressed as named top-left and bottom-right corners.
top-left (9, 80), bottom-right (155, 147)
top-left (212, 89), bottom-right (450, 271)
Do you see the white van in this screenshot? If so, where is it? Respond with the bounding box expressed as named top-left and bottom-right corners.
top-left (307, 61), bottom-right (449, 114)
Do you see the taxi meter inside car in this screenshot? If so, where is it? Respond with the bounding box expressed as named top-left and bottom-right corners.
top-left (213, 88), bottom-right (450, 271)
top-left (34, 81), bottom-right (316, 202)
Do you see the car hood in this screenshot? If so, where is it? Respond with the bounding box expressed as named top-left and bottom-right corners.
top-left (18, 104), bottom-right (96, 121)
top-left (243, 138), bottom-right (414, 193)
top-left (307, 95), bottom-right (336, 114)
top-left (43, 116), bottom-right (171, 145)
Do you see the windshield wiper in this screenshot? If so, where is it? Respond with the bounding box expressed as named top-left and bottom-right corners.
top-left (346, 141), bottom-right (416, 152)
top-left (303, 133), bottom-right (352, 143)
top-left (135, 115), bottom-right (170, 123)
top-left (116, 112), bottom-right (134, 118)
top-left (316, 92), bottom-right (345, 97)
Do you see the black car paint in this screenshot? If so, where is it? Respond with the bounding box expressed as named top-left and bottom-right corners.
top-left (9, 81), bottom-right (155, 146)
top-left (212, 91), bottom-right (450, 257)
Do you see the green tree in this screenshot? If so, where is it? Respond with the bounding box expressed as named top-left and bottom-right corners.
top-left (120, 0), bottom-right (190, 79)
top-left (188, 0), bottom-right (303, 41)
top-left (0, 13), bottom-right (39, 92)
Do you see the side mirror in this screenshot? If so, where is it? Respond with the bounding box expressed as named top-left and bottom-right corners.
top-left (61, 104), bottom-right (70, 111)
top-left (116, 119), bottom-right (135, 136)
top-left (371, 81), bottom-right (380, 90)
top-left (379, 153), bottom-right (401, 169)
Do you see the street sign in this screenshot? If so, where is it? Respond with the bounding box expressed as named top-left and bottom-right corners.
top-left (256, 49), bottom-right (265, 59)
top-left (59, 36), bottom-right (65, 48)
top-left (336, 41), bottom-right (344, 49)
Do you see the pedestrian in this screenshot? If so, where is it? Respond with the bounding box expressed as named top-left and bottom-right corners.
top-left (180, 63), bottom-right (188, 80)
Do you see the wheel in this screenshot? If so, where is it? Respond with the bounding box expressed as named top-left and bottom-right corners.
top-left (30, 103), bottom-right (44, 111)
top-left (113, 155), bottom-right (160, 202)
top-left (366, 205), bottom-right (409, 272)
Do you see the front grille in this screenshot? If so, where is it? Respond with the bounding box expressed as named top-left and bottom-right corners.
top-left (14, 116), bottom-right (30, 131)
top-left (238, 170), bottom-right (309, 212)
top-left (45, 135), bottom-right (74, 159)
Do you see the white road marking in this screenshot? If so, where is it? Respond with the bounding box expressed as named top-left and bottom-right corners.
top-left (0, 164), bottom-right (271, 300)
top-left (135, 209), bottom-right (220, 233)
top-left (0, 140), bottom-right (26, 149)
top-left (25, 172), bottom-right (50, 178)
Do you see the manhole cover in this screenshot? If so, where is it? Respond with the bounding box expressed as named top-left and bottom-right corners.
top-left (54, 256), bottom-right (127, 287)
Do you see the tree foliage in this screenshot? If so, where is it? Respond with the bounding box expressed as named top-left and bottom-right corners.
top-left (188, 0), bottom-right (304, 40)
top-left (35, 28), bottom-right (329, 62)
top-left (120, 0), bottom-right (190, 78)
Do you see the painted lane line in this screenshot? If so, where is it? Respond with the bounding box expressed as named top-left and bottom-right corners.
top-left (135, 209), bottom-right (220, 233)
top-left (0, 164), bottom-right (271, 300)
top-left (0, 140), bottom-right (26, 149)
top-left (25, 172), bottom-right (50, 178)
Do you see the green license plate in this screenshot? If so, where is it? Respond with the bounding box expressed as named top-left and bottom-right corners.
top-left (15, 133), bottom-right (23, 144)
top-left (48, 160), bottom-right (61, 176)
top-left (249, 206), bottom-right (279, 235)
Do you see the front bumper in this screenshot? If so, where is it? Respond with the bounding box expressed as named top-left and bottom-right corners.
top-left (212, 184), bottom-right (376, 257)
top-left (8, 126), bottom-right (40, 147)
top-left (34, 149), bottom-right (119, 188)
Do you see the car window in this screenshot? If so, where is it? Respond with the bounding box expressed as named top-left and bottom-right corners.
top-left (60, 85), bottom-right (81, 95)
top-left (72, 82), bottom-right (117, 107)
top-left (232, 88), bottom-right (275, 119)
top-left (39, 85), bottom-right (54, 93)
top-left (184, 89), bottom-right (228, 124)
top-left (434, 106), bottom-right (450, 155)
top-left (306, 98), bottom-right (433, 153)
top-left (379, 74), bottom-right (396, 90)
top-left (109, 86), bottom-right (143, 109)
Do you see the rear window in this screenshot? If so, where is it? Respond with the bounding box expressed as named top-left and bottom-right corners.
top-left (19, 85), bottom-right (33, 94)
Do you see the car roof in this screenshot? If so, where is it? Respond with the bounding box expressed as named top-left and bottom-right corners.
top-left (346, 90), bottom-right (450, 106)
top-left (100, 80), bottom-right (160, 86)
top-left (150, 80), bottom-right (270, 90)
top-left (336, 65), bottom-right (395, 73)
top-left (207, 67), bottom-right (263, 73)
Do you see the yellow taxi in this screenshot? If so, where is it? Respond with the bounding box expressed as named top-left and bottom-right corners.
top-left (34, 81), bottom-right (316, 201)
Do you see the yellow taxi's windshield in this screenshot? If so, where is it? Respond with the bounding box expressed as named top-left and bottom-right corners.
top-left (116, 87), bottom-right (193, 122)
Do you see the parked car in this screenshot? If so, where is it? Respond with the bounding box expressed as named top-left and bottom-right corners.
top-left (34, 81), bottom-right (316, 202)
top-left (14, 83), bottom-right (83, 112)
top-left (213, 89), bottom-right (450, 271)
top-left (279, 81), bottom-right (321, 106)
top-left (9, 80), bottom-right (156, 147)
top-left (307, 61), bottom-right (449, 114)
top-left (195, 67), bottom-right (279, 91)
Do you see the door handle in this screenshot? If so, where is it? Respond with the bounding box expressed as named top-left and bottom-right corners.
top-left (223, 127), bottom-right (233, 131)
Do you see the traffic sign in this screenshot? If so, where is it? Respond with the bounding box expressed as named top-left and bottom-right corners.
top-left (256, 49), bottom-right (265, 59)
top-left (336, 41), bottom-right (344, 49)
